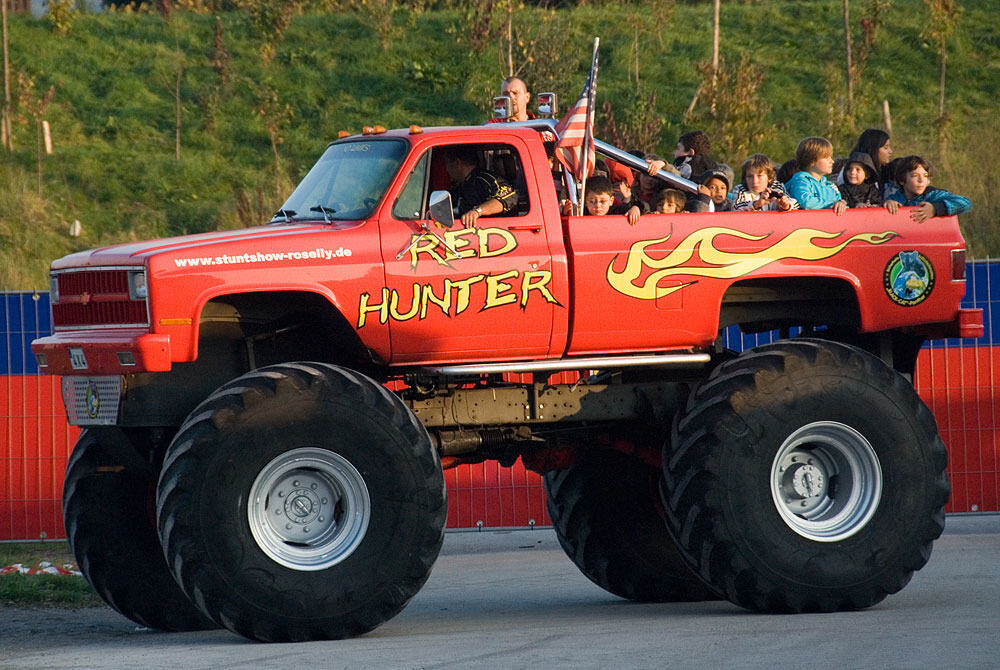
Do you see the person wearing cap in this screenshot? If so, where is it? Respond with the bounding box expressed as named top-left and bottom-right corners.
top-left (698, 166), bottom-right (734, 211)
top-left (838, 151), bottom-right (883, 208)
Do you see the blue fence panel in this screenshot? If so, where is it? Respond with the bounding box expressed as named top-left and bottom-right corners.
top-left (1, 292), bottom-right (47, 376)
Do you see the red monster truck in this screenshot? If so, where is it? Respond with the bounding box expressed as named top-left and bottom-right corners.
top-left (32, 119), bottom-right (982, 642)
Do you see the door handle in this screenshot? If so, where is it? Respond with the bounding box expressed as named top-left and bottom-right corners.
top-left (508, 224), bottom-right (542, 232)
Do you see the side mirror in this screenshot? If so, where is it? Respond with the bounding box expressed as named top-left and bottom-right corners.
top-left (428, 190), bottom-right (456, 228)
top-left (537, 92), bottom-right (557, 118)
top-left (492, 96), bottom-right (511, 120)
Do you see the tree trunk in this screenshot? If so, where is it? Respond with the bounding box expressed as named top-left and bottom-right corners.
top-left (938, 34), bottom-right (948, 162)
top-left (506, 0), bottom-right (512, 78)
top-left (174, 66), bottom-right (182, 161)
top-left (1, 0), bottom-right (12, 151)
top-left (35, 117), bottom-right (42, 195)
top-left (843, 0), bottom-right (853, 114)
top-left (711, 0), bottom-right (720, 114)
top-left (938, 34), bottom-right (947, 118)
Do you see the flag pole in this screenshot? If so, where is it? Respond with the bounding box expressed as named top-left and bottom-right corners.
top-left (576, 37), bottom-right (599, 216)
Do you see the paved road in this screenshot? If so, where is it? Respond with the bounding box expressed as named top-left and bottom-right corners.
top-left (2, 515), bottom-right (998, 669)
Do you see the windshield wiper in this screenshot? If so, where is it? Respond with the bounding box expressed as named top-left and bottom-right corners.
top-left (271, 208), bottom-right (297, 222)
top-left (309, 205), bottom-right (337, 223)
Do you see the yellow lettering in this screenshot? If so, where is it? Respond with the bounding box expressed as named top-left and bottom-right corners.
top-left (443, 229), bottom-right (479, 261)
top-left (478, 228), bottom-right (518, 258)
top-left (520, 270), bottom-right (560, 308)
top-left (407, 234), bottom-right (448, 269)
top-left (420, 282), bottom-right (451, 319)
top-left (483, 269), bottom-right (520, 310)
top-left (449, 274), bottom-right (486, 315)
top-left (357, 289), bottom-right (390, 328)
top-left (389, 284), bottom-right (421, 322)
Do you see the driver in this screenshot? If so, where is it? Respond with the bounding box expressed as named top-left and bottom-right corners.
top-left (444, 147), bottom-right (518, 228)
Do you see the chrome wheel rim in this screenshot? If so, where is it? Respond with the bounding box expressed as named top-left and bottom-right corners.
top-left (248, 447), bottom-right (370, 571)
top-left (770, 421), bottom-right (882, 542)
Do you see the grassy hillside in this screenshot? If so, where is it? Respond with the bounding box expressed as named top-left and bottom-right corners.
top-left (1, 0), bottom-right (997, 289)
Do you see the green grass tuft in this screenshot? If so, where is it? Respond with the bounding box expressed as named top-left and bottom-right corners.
top-left (0, 541), bottom-right (103, 608)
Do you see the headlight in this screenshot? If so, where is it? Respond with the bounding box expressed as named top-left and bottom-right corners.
top-left (128, 270), bottom-right (148, 300)
top-left (49, 274), bottom-right (59, 303)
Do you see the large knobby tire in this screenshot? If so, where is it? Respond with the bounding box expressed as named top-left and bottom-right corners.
top-left (62, 429), bottom-right (217, 631)
top-left (545, 449), bottom-right (714, 602)
top-left (156, 363), bottom-right (447, 642)
top-left (661, 339), bottom-right (949, 613)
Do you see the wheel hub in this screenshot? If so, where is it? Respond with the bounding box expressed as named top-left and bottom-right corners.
top-left (770, 421), bottom-right (882, 542)
top-left (776, 451), bottom-right (830, 516)
top-left (248, 447), bottom-right (370, 571)
top-left (269, 472), bottom-right (341, 543)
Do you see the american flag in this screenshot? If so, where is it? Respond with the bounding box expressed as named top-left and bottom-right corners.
top-left (555, 39), bottom-right (599, 188)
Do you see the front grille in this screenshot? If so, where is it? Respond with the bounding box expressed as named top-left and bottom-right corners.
top-left (62, 376), bottom-right (122, 425)
top-left (52, 269), bottom-right (149, 329)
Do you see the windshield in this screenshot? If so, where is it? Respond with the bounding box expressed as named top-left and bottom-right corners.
top-left (273, 138), bottom-right (408, 222)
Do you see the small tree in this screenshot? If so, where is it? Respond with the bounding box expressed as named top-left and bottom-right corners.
top-left (46, 0), bottom-right (77, 34)
top-left (923, 0), bottom-right (962, 165)
top-left (16, 71), bottom-right (55, 195)
top-left (687, 53), bottom-right (772, 162)
top-left (598, 92), bottom-right (663, 155)
top-left (235, 0), bottom-right (301, 63)
top-left (256, 82), bottom-right (294, 201)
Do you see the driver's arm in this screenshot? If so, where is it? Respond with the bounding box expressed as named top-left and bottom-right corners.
top-left (461, 198), bottom-right (504, 227)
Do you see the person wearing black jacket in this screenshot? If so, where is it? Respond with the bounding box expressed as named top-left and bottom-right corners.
top-left (444, 147), bottom-right (519, 228)
top-left (838, 151), bottom-right (882, 208)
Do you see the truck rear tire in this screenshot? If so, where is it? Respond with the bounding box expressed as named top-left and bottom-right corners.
top-left (661, 339), bottom-right (949, 612)
top-left (156, 362), bottom-right (447, 642)
top-left (545, 449), bottom-right (713, 602)
top-left (62, 429), bottom-right (217, 631)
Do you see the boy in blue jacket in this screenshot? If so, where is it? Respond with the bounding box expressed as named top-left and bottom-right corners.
top-left (885, 155), bottom-right (971, 223)
top-left (785, 137), bottom-right (847, 214)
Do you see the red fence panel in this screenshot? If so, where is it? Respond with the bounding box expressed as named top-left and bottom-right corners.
top-left (3, 261), bottom-right (1000, 540)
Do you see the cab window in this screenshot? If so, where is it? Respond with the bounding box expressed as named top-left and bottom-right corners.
top-left (392, 143), bottom-right (530, 220)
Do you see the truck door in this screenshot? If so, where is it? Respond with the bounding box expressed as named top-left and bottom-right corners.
top-left (376, 140), bottom-right (561, 364)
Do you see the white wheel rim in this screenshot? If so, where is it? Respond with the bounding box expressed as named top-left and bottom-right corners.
top-left (770, 421), bottom-right (882, 542)
top-left (248, 447), bottom-right (370, 571)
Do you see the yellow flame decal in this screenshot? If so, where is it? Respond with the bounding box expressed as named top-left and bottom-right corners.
top-left (607, 226), bottom-right (897, 300)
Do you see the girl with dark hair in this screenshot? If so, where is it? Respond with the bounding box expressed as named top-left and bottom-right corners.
top-left (838, 128), bottom-right (894, 197)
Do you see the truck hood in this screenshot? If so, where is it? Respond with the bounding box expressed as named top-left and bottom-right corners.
top-left (51, 221), bottom-right (362, 269)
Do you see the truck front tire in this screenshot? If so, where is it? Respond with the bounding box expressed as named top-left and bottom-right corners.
top-left (156, 363), bottom-right (447, 642)
top-left (545, 449), bottom-right (713, 602)
top-left (661, 339), bottom-right (949, 612)
top-left (62, 429), bottom-right (217, 631)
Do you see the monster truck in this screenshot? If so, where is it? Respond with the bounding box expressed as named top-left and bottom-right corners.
top-left (32, 118), bottom-right (982, 642)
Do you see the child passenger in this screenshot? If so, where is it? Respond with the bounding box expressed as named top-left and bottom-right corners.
top-left (785, 137), bottom-right (847, 214)
top-left (632, 153), bottom-right (677, 207)
top-left (884, 155), bottom-right (971, 223)
top-left (837, 151), bottom-right (882, 208)
top-left (584, 175), bottom-right (642, 224)
top-left (651, 188), bottom-right (686, 213)
top-left (673, 130), bottom-right (716, 180)
top-left (698, 167), bottom-right (734, 211)
top-left (840, 128), bottom-right (894, 199)
top-left (732, 154), bottom-right (798, 211)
